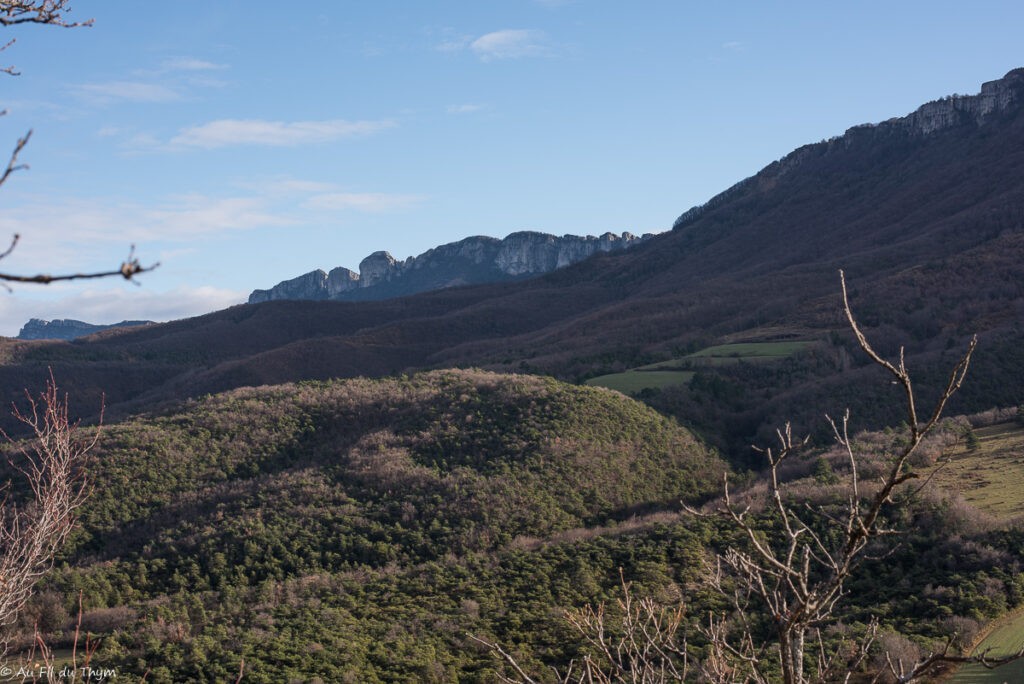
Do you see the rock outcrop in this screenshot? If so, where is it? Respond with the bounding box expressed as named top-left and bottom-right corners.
top-left (248, 230), bottom-right (651, 304)
top-left (16, 318), bottom-right (153, 341)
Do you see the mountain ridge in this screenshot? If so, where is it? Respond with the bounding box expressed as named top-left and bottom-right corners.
top-left (248, 229), bottom-right (651, 304)
top-left (16, 318), bottom-right (153, 341)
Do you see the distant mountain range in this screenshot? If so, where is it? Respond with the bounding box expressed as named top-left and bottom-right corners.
top-left (16, 318), bottom-right (153, 341)
top-left (16, 231), bottom-right (649, 340)
top-left (1, 68), bottom-right (1022, 454)
top-left (248, 230), bottom-right (651, 304)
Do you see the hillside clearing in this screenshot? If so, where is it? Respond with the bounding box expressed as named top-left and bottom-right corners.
top-left (584, 340), bottom-right (813, 394)
top-left (928, 421), bottom-right (1024, 521)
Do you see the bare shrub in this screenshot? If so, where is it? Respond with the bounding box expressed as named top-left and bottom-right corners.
top-left (0, 374), bottom-right (97, 634)
top-left (872, 631), bottom-right (924, 683)
top-left (77, 605), bottom-right (137, 635)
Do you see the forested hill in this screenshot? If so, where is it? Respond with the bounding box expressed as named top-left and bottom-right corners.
top-left (10, 371), bottom-right (1023, 681)
top-left (25, 370), bottom-right (723, 680)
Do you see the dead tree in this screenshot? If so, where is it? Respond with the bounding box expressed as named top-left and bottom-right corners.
top-left (0, 374), bottom-right (97, 633)
top-left (479, 271), bottom-right (1024, 683)
top-left (705, 270), bottom-right (1017, 683)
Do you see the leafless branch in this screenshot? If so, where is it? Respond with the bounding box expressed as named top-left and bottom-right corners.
top-left (467, 634), bottom-right (543, 684)
top-left (0, 0), bottom-right (91, 27)
top-left (0, 238), bottom-right (159, 285)
top-left (0, 128), bottom-right (28, 189)
top-left (0, 1), bottom-right (92, 76)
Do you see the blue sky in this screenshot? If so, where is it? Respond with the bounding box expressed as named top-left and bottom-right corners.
top-left (0, 0), bottom-right (1020, 335)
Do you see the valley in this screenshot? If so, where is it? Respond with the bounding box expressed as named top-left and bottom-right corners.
top-left (2, 65), bottom-right (1024, 681)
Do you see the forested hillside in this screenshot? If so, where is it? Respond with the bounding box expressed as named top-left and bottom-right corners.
top-left (16, 371), bottom-right (724, 681)
top-left (0, 371), bottom-right (1014, 681)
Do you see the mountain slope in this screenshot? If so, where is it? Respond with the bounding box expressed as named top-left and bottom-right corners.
top-left (0, 69), bottom-right (1022, 448)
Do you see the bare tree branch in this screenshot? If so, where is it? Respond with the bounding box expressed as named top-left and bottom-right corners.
top-left (0, 2), bottom-right (151, 289)
top-left (0, 127), bottom-right (28, 189)
top-left (0, 1), bottom-right (92, 76)
top-left (0, 372), bottom-right (98, 631)
top-left (0, 237), bottom-right (159, 286)
top-left (0, 0), bottom-right (90, 27)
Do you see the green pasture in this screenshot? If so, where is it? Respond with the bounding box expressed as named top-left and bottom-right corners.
top-left (686, 341), bottom-right (812, 358)
top-left (929, 422), bottom-right (1024, 520)
top-left (934, 422), bottom-right (1024, 682)
top-left (638, 340), bottom-right (813, 370)
top-left (586, 340), bottom-right (812, 394)
top-left (948, 609), bottom-right (1024, 682)
top-left (584, 370), bottom-right (694, 394)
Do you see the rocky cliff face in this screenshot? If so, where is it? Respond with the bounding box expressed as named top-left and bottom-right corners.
top-left (16, 318), bottom-right (152, 341)
top-left (674, 68), bottom-right (1024, 229)
top-left (248, 230), bottom-right (650, 304)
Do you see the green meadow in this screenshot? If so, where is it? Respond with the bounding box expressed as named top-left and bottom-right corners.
top-left (585, 340), bottom-right (813, 394)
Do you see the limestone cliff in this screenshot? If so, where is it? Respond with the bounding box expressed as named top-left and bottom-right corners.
top-left (248, 230), bottom-right (650, 304)
top-left (16, 318), bottom-right (152, 341)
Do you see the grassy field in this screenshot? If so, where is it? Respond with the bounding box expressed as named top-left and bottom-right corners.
top-left (585, 341), bottom-right (812, 394)
top-left (637, 340), bottom-right (813, 370)
top-left (584, 370), bottom-right (694, 394)
top-left (933, 421), bottom-right (1024, 682)
top-left (948, 609), bottom-right (1024, 683)
top-left (686, 341), bottom-right (813, 358)
top-left (928, 422), bottom-right (1024, 521)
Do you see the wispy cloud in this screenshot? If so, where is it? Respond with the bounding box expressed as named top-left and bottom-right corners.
top-left (160, 56), bottom-right (228, 72)
top-left (0, 284), bottom-right (245, 337)
top-left (470, 29), bottom-right (549, 61)
top-left (72, 56), bottom-right (228, 107)
top-left (446, 103), bottom-right (484, 114)
top-left (721, 41), bottom-right (744, 51)
top-left (304, 192), bottom-right (424, 212)
top-left (0, 194), bottom-right (293, 267)
top-left (73, 81), bottom-right (181, 104)
top-left (143, 195), bottom-right (293, 238)
top-left (169, 118), bottom-right (395, 149)
top-left (0, 180), bottom-right (421, 267)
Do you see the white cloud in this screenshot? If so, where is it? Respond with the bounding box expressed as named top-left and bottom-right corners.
top-left (470, 29), bottom-right (549, 61)
top-left (304, 192), bottom-right (424, 212)
top-left (260, 179), bottom-right (338, 195)
top-left (0, 284), bottom-right (245, 337)
top-left (447, 103), bottom-right (484, 114)
top-left (160, 57), bottom-right (227, 72)
top-left (721, 41), bottom-right (744, 50)
top-left (0, 194), bottom-right (294, 273)
top-left (142, 195), bottom-right (293, 238)
top-left (169, 118), bottom-right (395, 149)
top-left (73, 81), bottom-right (182, 103)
